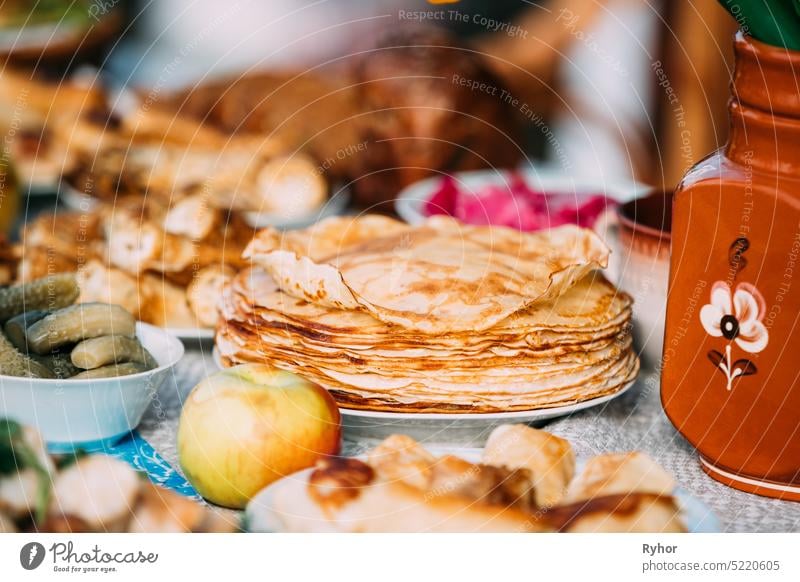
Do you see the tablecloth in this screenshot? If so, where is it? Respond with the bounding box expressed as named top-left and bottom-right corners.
top-left (138, 346), bottom-right (800, 533)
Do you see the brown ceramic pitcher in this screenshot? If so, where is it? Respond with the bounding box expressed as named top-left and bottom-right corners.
top-left (662, 32), bottom-right (800, 501)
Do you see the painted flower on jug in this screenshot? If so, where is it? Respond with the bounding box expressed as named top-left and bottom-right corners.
top-left (700, 281), bottom-right (768, 391)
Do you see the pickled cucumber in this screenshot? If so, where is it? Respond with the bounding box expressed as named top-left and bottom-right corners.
top-left (0, 332), bottom-right (55, 379)
top-left (71, 336), bottom-right (157, 370)
top-left (0, 274), bottom-right (79, 322)
top-left (4, 310), bottom-right (49, 351)
top-left (71, 362), bottom-right (148, 379)
top-left (32, 352), bottom-right (80, 379)
top-left (26, 303), bottom-right (135, 355)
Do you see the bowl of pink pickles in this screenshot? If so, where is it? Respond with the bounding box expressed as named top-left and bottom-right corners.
top-left (421, 173), bottom-right (611, 231)
top-left (395, 168), bottom-right (644, 232)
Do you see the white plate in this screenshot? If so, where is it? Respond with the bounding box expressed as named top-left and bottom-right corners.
top-left (24, 178), bottom-right (59, 197)
top-left (245, 451), bottom-right (721, 533)
top-left (395, 166), bottom-right (647, 226)
top-left (165, 327), bottom-right (215, 342)
top-left (59, 184), bottom-right (99, 211)
top-left (212, 347), bottom-right (636, 445)
top-left (243, 187), bottom-right (350, 230)
top-left (340, 380), bottom-right (636, 446)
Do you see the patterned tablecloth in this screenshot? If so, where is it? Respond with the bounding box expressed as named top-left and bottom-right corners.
top-left (138, 346), bottom-right (800, 533)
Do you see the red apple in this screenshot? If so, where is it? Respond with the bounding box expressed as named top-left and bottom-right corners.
top-left (177, 364), bottom-right (341, 508)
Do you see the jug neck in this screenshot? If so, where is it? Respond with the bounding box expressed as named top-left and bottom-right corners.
top-left (726, 32), bottom-right (800, 174)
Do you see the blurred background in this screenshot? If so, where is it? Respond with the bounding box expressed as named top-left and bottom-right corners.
top-left (0, 0), bottom-right (737, 200)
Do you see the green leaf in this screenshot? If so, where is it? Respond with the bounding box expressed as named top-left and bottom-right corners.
top-left (0, 419), bottom-right (24, 475)
top-left (718, 0), bottom-right (800, 50)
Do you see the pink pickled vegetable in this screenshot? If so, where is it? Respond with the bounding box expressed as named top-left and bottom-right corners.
top-left (423, 173), bottom-right (613, 231)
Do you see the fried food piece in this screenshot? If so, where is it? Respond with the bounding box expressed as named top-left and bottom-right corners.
top-left (22, 212), bottom-right (103, 259)
top-left (186, 265), bottom-right (234, 328)
top-left (49, 455), bottom-right (140, 532)
top-left (426, 455), bottom-right (537, 513)
top-left (482, 424), bottom-right (575, 508)
top-left (163, 193), bottom-right (222, 241)
top-left (367, 436), bottom-right (536, 512)
top-left (127, 481), bottom-right (238, 533)
top-left (19, 212), bottom-right (102, 282)
top-left (76, 260), bottom-right (142, 318)
top-left (104, 211), bottom-right (195, 275)
top-left (15, 249), bottom-right (80, 283)
top-left (297, 456), bottom-right (543, 533)
top-left (546, 493), bottom-right (685, 533)
top-left (254, 155), bottom-right (327, 217)
top-left (139, 274), bottom-right (196, 328)
top-left (0, 70), bottom-right (108, 129)
top-left (367, 434), bottom-right (436, 490)
top-left (565, 452), bottom-right (676, 502)
top-left (122, 106), bottom-right (228, 149)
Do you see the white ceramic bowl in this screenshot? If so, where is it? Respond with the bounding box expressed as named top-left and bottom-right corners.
top-left (0, 322), bottom-right (184, 453)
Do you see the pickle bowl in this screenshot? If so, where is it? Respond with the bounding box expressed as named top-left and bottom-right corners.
top-left (0, 322), bottom-right (184, 453)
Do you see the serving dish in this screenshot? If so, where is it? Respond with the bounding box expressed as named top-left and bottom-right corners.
top-left (339, 379), bottom-right (637, 446)
top-left (0, 322), bottom-right (184, 453)
top-left (212, 347), bottom-right (636, 445)
top-left (61, 183), bottom-right (350, 232)
top-left (242, 187), bottom-right (350, 230)
top-left (245, 448), bottom-right (720, 533)
top-left (165, 327), bottom-right (216, 342)
top-left (395, 167), bottom-right (646, 227)
top-left (59, 183), bottom-right (98, 211)
top-left (24, 179), bottom-right (59, 198)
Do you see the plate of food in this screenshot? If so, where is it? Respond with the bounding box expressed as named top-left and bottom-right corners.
top-left (336, 380), bottom-right (637, 446)
top-left (216, 214), bottom-right (640, 441)
top-left (61, 153), bottom-right (347, 232)
top-left (244, 424), bottom-right (720, 533)
top-left (19, 193), bottom-right (250, 338)
top-left (395, 167), bottom-right (646, 231)
top-left (211, 347), bottom-right (636, 446)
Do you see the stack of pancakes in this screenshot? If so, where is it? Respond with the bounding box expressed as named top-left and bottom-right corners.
top-left (217, 215), bottom-right (639, 413)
